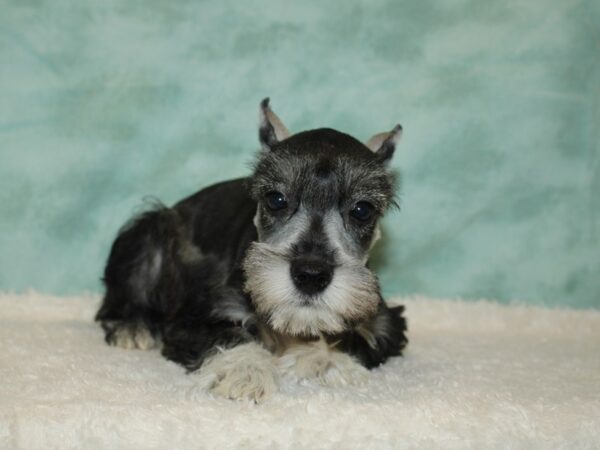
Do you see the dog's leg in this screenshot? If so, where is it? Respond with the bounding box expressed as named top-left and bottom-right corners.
top-left (161, 309), bottom-right (277, 402)
top-left (338, 300), bottom-right (408, 369)
top-left (96, 207), bottom-right (183, 350)
top-left (193, 342), bottom-right (278, 402)
top-left (278, 339), bottom-right (368, 387)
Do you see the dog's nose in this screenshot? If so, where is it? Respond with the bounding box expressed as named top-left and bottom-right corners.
top-left (290, 259), bottom-right (333, 295)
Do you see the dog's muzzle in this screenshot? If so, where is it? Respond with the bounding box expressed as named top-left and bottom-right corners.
top-left (290, 258), bottom-right (333, 295)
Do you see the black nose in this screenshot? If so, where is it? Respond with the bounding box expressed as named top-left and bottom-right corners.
top-left (290, 259), bottom-right (334, 295)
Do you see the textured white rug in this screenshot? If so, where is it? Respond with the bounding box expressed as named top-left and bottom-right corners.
top-left (1, 292), bottom-right (599, 449)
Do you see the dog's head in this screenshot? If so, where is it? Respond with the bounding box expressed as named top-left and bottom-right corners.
top-left (243, 99), bottom-right (401, 337)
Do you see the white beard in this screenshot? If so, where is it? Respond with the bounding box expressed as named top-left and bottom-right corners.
top-left (243, 242), bottom-right (380, 336)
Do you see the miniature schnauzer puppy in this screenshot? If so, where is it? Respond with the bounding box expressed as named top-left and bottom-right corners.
top-left (96, 99), bottom-right (408, 401)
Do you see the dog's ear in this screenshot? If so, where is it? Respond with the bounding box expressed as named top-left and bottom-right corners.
top-left (258, 98), bottom-right (290, 152)
top-left (365, 124), bottom-right (403, 165)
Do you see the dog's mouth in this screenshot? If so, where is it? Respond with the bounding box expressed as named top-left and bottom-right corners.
top-left (296, 293), bottom-right (326, 307)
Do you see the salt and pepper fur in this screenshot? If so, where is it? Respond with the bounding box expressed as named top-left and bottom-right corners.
top-left (96, 99), bottom-right (408, 401)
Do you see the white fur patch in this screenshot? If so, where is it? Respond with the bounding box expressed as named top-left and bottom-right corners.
top-left (264, 207), bottom-right (311, 251)
top-left (253, 208), bottom-right (261, 238)
top-left (195, 342), bottom-right (278, 402)
top-left (278, 339), bottom-right (368, 387)
top-left (111, 323), bottom-right (158, 351)
top-left (322, 210), bottom-right (359, 263)
top-left (243, 242), bottom-right (380, 336)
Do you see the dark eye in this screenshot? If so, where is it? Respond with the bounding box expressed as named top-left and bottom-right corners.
top-left (350, 201), bottom-right (375, 221)
top-left (265, 191), bottom-right (288, 211)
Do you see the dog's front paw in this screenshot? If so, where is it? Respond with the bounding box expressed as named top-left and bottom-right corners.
top-left (196, 342), bottom-right (278, 402)
top-left (278, 340), bottom-right (368, 387)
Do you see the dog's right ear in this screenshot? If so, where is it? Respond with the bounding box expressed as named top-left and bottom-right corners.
top-left (258, 98), bottom-right (290, 152)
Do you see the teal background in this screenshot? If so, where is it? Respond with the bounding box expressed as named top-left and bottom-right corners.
top-left (0, 0), bottom-right (599, 308)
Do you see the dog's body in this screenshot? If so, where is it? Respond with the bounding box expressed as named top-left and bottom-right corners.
top-left (96, 100), bottom-right (407, 401)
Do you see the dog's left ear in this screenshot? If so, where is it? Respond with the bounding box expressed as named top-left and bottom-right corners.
top-left (366, 124), bottom-right (403, 165)
top-left (258, 98), bottom-right (290, 152)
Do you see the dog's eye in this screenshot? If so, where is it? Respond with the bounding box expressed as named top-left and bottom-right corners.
top-left (350, 201), bottom-right (375, 221)
top-left (265, 191), bottom-right (288, 211)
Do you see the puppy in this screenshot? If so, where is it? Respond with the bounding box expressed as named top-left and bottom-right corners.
top-left (96, 99), bottom-right (407, 401)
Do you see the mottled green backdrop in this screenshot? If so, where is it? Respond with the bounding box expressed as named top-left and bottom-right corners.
top-left (1, 0), bottom-right (598, 307)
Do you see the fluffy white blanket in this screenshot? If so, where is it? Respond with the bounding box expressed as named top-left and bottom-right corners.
top-left (1, 292), bottom-right (599, 449)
